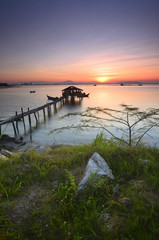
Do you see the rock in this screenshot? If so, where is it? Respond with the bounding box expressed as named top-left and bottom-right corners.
top-left (99, 212), bottom-right (110, 223)
top-left (78, 152), bottom-right (114, 191)
top-left (53, 180), bottom-right (59, 190)
top-left (107, 215), bottom-right (122, 234)
top-left (0, 153), bottom-right (9, 161)
top-left (37, 146), bottom-right (46, 152)
top-left (0, 149), bottom-right (12, 157)
top-left (119, 197), bottom-right (130, 206)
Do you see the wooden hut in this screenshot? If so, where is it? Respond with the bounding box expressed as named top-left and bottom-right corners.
top-left (62, 86), bottom-right (89, 98)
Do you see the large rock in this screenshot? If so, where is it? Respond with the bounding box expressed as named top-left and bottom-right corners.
top-left (78, 152), bottom-right (114, 191)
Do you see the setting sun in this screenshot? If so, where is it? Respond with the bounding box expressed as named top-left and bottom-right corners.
top-left (97, 77), bottom-right (108, 83)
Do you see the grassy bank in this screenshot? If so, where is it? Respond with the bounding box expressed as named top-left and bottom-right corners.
top-left (0, 137), bottom-right (159, 240)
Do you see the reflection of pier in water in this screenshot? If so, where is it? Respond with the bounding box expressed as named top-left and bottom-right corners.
top-left (0, 86), bottom-right (89, 138)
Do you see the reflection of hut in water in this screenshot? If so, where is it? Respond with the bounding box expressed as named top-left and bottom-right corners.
top-left (62, 86), bottom-right (89, 99)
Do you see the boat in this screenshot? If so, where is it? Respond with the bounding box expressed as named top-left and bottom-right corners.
top-left (47, 95), bottom-right (60, 101)
top-left (77, 93), bottom-right (90, 98)
top-left (30, 91), bottom-right (36, 93)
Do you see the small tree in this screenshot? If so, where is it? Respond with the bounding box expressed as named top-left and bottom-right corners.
top-left (49, 104), bottom-right (159, 146)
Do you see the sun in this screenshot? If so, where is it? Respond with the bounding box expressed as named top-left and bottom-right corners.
top-left (97, 76), bottom-right (108, 83)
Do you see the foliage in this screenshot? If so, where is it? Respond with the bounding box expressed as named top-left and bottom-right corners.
top-left (49, 104), bottom-right (159, 146)
top-left (0, 123), bottom-right (9, 140)
top-left (0, 140), bottom-right (159, 239)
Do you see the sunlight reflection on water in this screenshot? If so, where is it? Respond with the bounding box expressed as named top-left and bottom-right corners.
top-left (0, 84), bottom-right (159, 146)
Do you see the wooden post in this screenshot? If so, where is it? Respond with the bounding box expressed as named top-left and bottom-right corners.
top-left (43, 108), bottom-right (46, 120)
top-left (12, 121), bottom-right (17, 136)
top-left (0, 125), bottom-right (1, 136)
top-left (37, 111), bottom-right (40, 120)
top-left (34, 112), bottom-right (38, 124)
top-left (21, 108), bottom-right (26, 133)
top-left (28, 108), bottom-right (32, 131)
top-left (15, 112), bottom-right (19, 134)
top-left (48, 105), bottom-right (51, 117)
top-left (54, 103), bottom-right (57, 113)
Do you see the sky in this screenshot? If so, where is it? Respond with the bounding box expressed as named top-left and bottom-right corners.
top-left (0, 0), bottom-right (159, 84)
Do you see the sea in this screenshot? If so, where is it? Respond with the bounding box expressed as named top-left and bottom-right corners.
top-left (0, 84), bottom-right (159, 147)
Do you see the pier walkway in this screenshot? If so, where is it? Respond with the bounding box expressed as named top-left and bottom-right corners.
top-left (0, 97), bottom-right (64, 136)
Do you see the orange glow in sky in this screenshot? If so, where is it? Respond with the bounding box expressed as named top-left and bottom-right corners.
top-left (97, 77), bottom-right (109, 83)
top-left (0, 1), bottom-right (159, 84)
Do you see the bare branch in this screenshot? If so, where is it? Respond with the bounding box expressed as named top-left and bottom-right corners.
top-left (50, 104), bottom-right (159, 147)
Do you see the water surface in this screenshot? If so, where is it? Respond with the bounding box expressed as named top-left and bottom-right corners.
top-left (0, 84), bottom-right (159, 146)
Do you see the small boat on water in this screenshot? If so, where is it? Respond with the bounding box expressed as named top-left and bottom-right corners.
top-left (76, 93), bottom-right (90, 98)
top-left (30, 91), bottom-right (36, 93)
top-left (47, 95), bottom-right (60, 101)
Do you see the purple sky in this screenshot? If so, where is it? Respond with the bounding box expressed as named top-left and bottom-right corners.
top-left (0, 0), bottom-right (159, 83)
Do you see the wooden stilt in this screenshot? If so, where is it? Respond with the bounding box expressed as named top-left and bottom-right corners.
top-left (12, 121), bottom-right (17, 136)
top-left (43, 108), bottom-right (46, 120)
top-left (28, 108), bottom-right (32, 131)
top-left (34, 112), bottom-right (38, 124)
top-left (21, 108), bottom-right (26, 133)
top-left (37, 111), bottom-right (40, 120)
top-left (15, 112), bottom-right (19, 134)
top-left (54, 103), bottom-right (57, 113)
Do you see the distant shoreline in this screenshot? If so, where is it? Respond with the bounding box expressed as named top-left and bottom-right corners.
top-left (0, 85), bottom-right (16, 89)
top-left (1, 82), bottom-right (159, 87)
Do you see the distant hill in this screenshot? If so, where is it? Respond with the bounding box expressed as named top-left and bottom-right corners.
top-left (62, 80), bottom-right (75, 85)
top-left (0, 83), bottom-right (9, 86)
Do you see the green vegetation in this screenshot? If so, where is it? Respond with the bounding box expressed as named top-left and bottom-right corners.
top-left (0, 124), bottom-right (9, 140)
top-left (0, 136), bottom-right (159, 239)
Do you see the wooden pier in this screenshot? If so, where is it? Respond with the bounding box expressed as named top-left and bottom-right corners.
top-left (0, 86), bottom-right (89, 137)
top-left (0, 97), bottom-right (64, 137)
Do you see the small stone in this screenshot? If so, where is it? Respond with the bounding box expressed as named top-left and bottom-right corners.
top-left (53, 180), bottom-right (59, 190)
top-left (1, 149), bottom-right (12, 157)
top-left (100, 212), bottom-right (110, 223)
top-left (37, 146), bottom-right (46, 152)
top-left (19, 136), bottom-right (23, 141)
top-left (119, 197), bottom-right (130, 206)
top-left (0, 153), bottom-right (8, 161)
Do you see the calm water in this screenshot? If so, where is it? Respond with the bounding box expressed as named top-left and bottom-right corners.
top-left (0, 84), bottom-right (159, 146)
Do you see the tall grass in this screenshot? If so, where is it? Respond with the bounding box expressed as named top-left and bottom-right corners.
top-left (0, 135), bottom-right (159, 239)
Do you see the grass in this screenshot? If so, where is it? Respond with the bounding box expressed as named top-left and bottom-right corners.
top-left (0, 135), bottom-right (159, 239)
